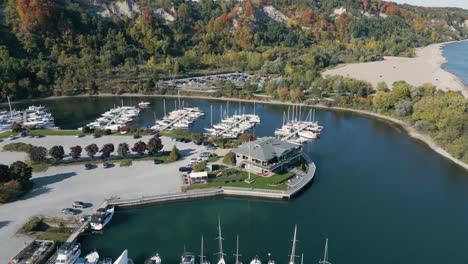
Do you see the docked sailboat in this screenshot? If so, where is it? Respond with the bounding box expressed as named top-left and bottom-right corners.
top-left (318, 239), bottom-right (331, 264)
top-left (249, 256), bottom-right (261, 264)
top-left (288, 225), bottom-right (298, 264)
top-left (180, 251), bottom-right (195, 264)
top-left (90, 205), bottom-right (114, 231)
top-left (266, 253), bottom-right (275, 264)
top-left (216, 218), bottom-right (226, 264)
top-left (145, 253), bottom-right (161, 264)
top-left (54, 243), bottom-right (81, 264)
top-left (200, 236), bottom-right (210, 264)
top-left (233, 235), bottom-right (242, 264)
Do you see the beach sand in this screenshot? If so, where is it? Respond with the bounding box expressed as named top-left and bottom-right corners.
top-left (323, 41), bottom-right (468, 97)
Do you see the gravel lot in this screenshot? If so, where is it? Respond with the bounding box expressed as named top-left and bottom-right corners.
top-left (0, 135), bottom-right (208, 263)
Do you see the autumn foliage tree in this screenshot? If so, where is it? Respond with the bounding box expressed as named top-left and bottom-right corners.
top-left (16, 0), bottom-right (57, 31)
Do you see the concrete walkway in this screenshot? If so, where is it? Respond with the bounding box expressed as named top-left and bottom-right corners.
top-left (0, 135), bottom-right (208, 263)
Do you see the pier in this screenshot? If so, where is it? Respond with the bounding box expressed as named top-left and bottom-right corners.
top-left (158, 109), bottom-right (193, 131)
top-left (108, 153), bottom-right (315, 208)
top-left (281, 122), bottom-right (314, 141)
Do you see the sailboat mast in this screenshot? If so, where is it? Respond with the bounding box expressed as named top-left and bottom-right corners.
top-left (319, 238), bottom-right (331, 264)
top-left (289, 225), bottom-right (298, 264)
top-left (253, 101), bottom-right (256, 115)
top-left (217, 217), bottom-right (224, 261)
top-left (234, 235), bottom-right (241, 264)
top-left (200, 236), bottom-right (205, 264)
top-left (163, 99), bottom-right (166, 116)
top-left (210, 105), bottom-right (213, 127)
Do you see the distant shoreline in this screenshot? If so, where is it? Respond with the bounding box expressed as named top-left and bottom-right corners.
top-left (1, 93), bottom-right (467, 170)
top-left (323, 39), bottom-right (468, 97)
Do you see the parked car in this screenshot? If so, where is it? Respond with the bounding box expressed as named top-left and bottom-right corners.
top-left (153, 159), bottom-right (162, 165)
top-left (182, 138), bottom-right (191, 143)
top-left (61, 208), bottom-right (79, 215)
top-left (84, 163), bottom-right (93, 170)
top-left (92, 134), bottom-right (100, 138)
top-left (179, 166), bottom-right (192, 172)
top-left (20, 131), bottom-right (28, 137)
top-left (75, 134), bottom-right (84, 138)
top-left (72, 201), bottom-right (85, 208)
top-left (200, 152), bottom-right (211, 158)
top-left (193, 140), bottom-right (202, 145)
top-left (8, 135), bottom-right (15, 140)
top-left (133, 134), bottom-right (141, 139)
top-left (103, 162), bottom-right (113, 168)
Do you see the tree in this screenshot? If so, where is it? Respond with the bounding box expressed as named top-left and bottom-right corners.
top-left (373, 91), bottom-right (393, 111)
top-left (193, 161), bottom-right (207, 172)
top-left (223, 152), bottom-right (236, 165)
top-left (132, 141), bottom-right (147, 155)
top-left (69, 146), bottom-right (82, 160)
top-left (117, 143), bottom-right (130, 157)
top-left (168, 145), bottom-right (180, 162)
top-left (100, 144), bottom-right (115, 159)
top-left (147, 138), bottom-right (163, 155)
top-left (376, 82), bottom-right (389, 92)
top-left (0, 164), bottom-right (10, 183)
top-left (9, 161), bottom-right (32, 184)
top-left (11, 122), bottom-right (22, 133)
top-left (395, 99), bottom-right (413, 117)
top-left (49, 145), bottom-right (65, 162)
top-left (85, 144), bottom-right (99, 158)
top-left (29, 146), bottom-right (47, 163)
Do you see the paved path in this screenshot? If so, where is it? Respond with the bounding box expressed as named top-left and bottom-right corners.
top-left (0, 135), bottom-right (208, 263)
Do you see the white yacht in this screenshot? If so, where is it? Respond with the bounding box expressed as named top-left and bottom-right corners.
top-left (76, 250), bottom-right (99, 264)
top-left (145, 253), bottom-right (161, 264)
top-left (298, 130), bottom-right (317, 140)
top-left (90, 205), bottom-right (114, 231)
top-left (138, 101), bottom-right (151, 108)
top-left (55, 243), bottom-right (81, 264)
top-left (180, 252), bottom-right (195, 264)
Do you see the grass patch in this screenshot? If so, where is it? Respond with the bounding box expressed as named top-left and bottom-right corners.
top-left (30, 162), bottom-right (50, 172)
top-left (119, 159), bottom-right (133, 167)
top-left (161, 129), bottom-right (203, 140)
top-left (183, 169), bottom-right (295, 191)
top-left (20, 216), bottom-right (45, 232)
top-left (36, 231), bottom-right (70, 243)
top-left (3, 142), bottom-right (33, 153)
top-left (28, 128), bottom-right (79, 136)
top-left (207, 154), bottom-right (220, 162)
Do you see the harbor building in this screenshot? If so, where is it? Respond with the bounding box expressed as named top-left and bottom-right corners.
top-left (233, 137), bottom-right (303, 174)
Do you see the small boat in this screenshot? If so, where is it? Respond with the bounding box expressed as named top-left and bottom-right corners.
top-left (138, 101), bottom-right (151, 108)
top-left (145, 253), bottom-right (161, 264)
top-left (298, 130), bottom-right (317, 140)
top-left (249, 256), bottom-right (261, 264)
top-left (266, 253), bottom-right (275, 264)
top-left (76, 250), bottom-right (99, 264)
top-left (90, 205), bottom-right (114, 231)
top-left (180, 252), bottom-right (195, 264)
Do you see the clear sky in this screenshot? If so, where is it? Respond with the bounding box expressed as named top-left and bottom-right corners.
top-left (392, 0), bottom-right (468, 10)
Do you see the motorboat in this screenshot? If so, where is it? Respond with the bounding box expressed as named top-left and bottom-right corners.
top-left (76, 250), bottom-right (99, 264)
top-left (90, 205), bottom-right (114, 231)
top-left (138, 101), bottom-right (151, 108)
top-left (55, 243), bottom-right (81, 264)
top-left (145, 253), bottom-right (161, 264)
top-left (180, 252), bottom-right (195, 264)
top-left (298, 130), bottom-right (317, 140)
top-left (249, 256), bottom-right (261, 264)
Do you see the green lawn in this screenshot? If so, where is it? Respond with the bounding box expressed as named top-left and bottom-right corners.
top-left (183, 169), bottom-right (295, 191)
top-left (0, 128), bottom-right (81, 138)
top-left (160, 129), bottom-right (203, 140)
top-left (207, 154), bottom-right (220, 162)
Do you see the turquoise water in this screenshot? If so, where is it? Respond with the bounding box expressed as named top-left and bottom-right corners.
top-left (442, 41), bottom-right (468, 85)
top-left (35, 97), bottom-right (465, 264)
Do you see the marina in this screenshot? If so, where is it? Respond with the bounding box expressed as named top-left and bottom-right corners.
top-left (85, 104), bottom-right (140, 132)
top-left (150, 101), bottom-right (205, 131)
top-left (274, 106), bottom-right (323, 145)
top-left (0, 102), bottom-right (55, 132)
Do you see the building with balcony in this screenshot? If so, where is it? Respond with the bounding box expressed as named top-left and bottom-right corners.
top-left (232, 137), bottom-right (303, 174)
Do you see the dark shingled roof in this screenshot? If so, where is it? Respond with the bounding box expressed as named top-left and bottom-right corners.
top-left (233, 137), bottom-right (299, 162)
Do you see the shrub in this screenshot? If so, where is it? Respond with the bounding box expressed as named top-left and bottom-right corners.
top-left (3, 143), bottom-right (33, 153)
top-left (11, 122), bottom-right (22, 132)
top-left (30, 146), bottom-right (48, 163)
top-left (223, 152), bottom-right (236, 165)
top-left (192, 161), bottom-right (207, 172)
top-left (21, 217), bottom-right (44, 232)
top-left (168, 145), bottom-right (180, 162)
top-left (413, 120), bottom-right (436, 133)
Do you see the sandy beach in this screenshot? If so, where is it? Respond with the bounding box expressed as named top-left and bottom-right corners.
top-left (0, 135), bottom-right (209, 263)
top-left (323, 41), bottom-right (468, 97)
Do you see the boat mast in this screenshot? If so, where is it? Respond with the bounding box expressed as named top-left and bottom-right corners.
top-left (289, 225), bottom-right (298, 264)
top-left (319, 239), bottom-right (331, 264)
top-left (287, 107), bottom-right (290, 124)
top-left (234, 235), bottom-right (241, 264)
top-left (178, 90), bottom-right (181, 110)
top-left (163, 99), bottom-right (166, 117)
top-left (220, 105), bottom-right (223, 121)
top-left (200, 236), bottom-right (206, 264)
top-left (210, 105), bottom-right (213, 127)
top-left (7, 96), bottom-right (12, 120)
top-left (301, 254), bottom-right (303, 264)
top-left (216, 217), bottom-right (225, 263)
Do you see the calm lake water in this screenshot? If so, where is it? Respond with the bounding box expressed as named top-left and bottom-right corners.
top-left (442, 40), bottom-right (468, 85)
top-left (8, 97), bottom-right (468, 263)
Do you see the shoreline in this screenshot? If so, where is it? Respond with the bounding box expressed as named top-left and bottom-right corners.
top-left (1, 93), bottom-right (467, 170)
top-left (323, 39), bottom-right (468, 97)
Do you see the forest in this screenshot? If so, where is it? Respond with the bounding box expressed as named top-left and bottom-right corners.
top-left (0, 0), bottom-right (467, 99)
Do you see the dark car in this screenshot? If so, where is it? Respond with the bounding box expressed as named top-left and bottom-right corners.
top-left (61, 208), bottom-right (80, 215)
top-left (193, 140), bottom-right (202, 145)
top-left (92, 134), bottom-right (101, 138)
top-left (72, 201), bottom-right (85, 208)
top-left (175, 138), bottom-right (183, 142)
top-left (133, 134), bottom-right (141, 139)
top-left (153, 159), bottom-right (162, 165)
top-left (182, 138), bottom-right (191, 143)
top-left (179, 166), bottom-right (192, 172)
top-left (103, 162), bottom-right (113, 168)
